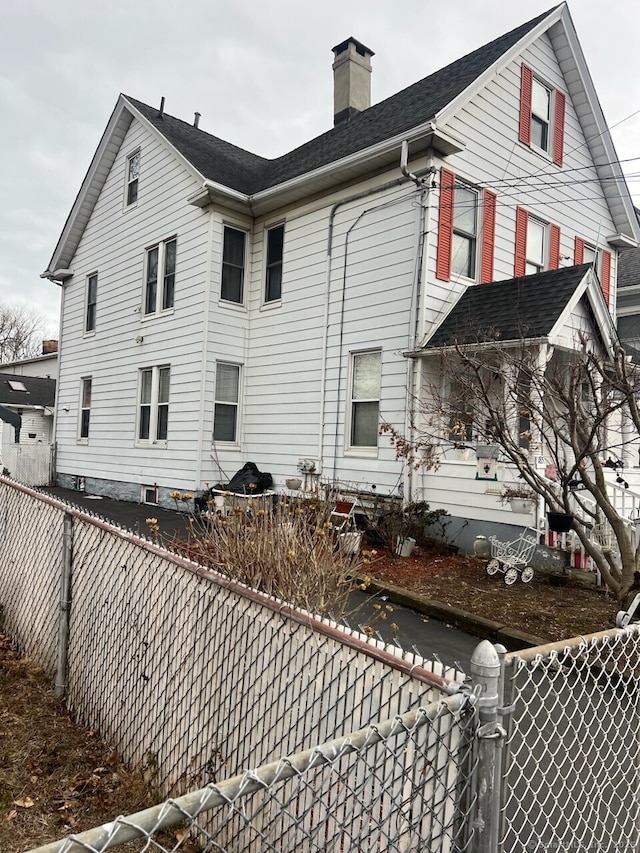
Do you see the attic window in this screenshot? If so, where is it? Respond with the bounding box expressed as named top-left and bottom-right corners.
top-left (8, 380), bottom-right (27, 392)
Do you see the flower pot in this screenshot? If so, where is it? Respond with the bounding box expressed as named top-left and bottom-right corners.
top-left (454, 448), bottom-right (474, 461)
top-left (285, 477), bottom-right (302, 490)
top-left (395, 536), bottom-right (416, 557)
top-left (547, 511), bottom-right (573, 533)
top-left (510, 498), bottom-right (533, 514)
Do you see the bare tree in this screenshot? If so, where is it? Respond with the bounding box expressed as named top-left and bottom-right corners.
top-left (382, 334), bottom-right (640, 602)
top-left (0, 303), bottom-right (48, 363)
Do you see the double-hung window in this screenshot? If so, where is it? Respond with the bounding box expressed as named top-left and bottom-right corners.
top-left (221, 226), bottom-right (246, 304)
top-left (451, 185), bottom-right (478, 279)
top-left (575, 237), bottom-right (612, 305)
top-left (349, 351), bottom-right (381, 450)
top-left (126, 151), bottom-right (140, 206)
top-left (514, 207), bottom-right (561, 277)
top-left (79, 377), bottom-right (92, 440)
top-left (145, 238), bottom-right (176, 314)
top-left (138, 366), bottom-right (170, 444)
top-left (436, 168), bottom-right (497, 283)
top-left (213, 362), bottom-right (240, 442)
top-left (519, 64), bottom-right (566, 166)
top-left (265, 224), bottom-right (284, 303)
top-left (85, 273), bottom-right (97, 333)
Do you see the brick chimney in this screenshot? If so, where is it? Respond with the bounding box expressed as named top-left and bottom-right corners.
top-left (42, 339), bottom-right (58, 354)
top-left (332, 37), bottom-right (374, 126)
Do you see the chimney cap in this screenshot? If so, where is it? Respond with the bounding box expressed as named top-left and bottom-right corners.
top-left (331, 37), bottom-right (374, 59)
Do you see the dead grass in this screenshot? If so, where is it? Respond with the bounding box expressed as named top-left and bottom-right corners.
top-left (0, 634), bottom-right (164, 853)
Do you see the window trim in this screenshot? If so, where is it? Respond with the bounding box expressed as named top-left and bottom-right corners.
top-left (221, 225), bottom-right (248, 306)
top-left (264, 223), bottom-right (285, 304)
top-left (136, 365), bottom-right (170, 447)
top-left (78, 376), bottom-right (92, 443)
top-left (213, 361), bottom-right (241, 444)
top-left (85, 273), bottom-right (97, 334)
top-left (514, 208), bottom-right (561, 276)
top-left (346, 350), bottom-right (381, 455)
top-left (143, 238), bottom-right (177, 316)
top-left (125, 150), bottom-right (140, 207)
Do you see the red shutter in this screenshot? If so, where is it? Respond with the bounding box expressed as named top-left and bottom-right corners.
top-left (574, 236), bottom-right (584, 265)
top-left (601, 250), bottom-right (611, 306)
top-left (519, 64), bottom-right (533, 145)
top-left (514, 207), bottom-right (528, 277)
top-left (549, 224), bottom-right (561, 270)
top-left (480, 189), bottom-right (497, 284)
top-left (436, 167), bottom-right (455, 281)
top-left (553, 90), bottom-right (566, 167)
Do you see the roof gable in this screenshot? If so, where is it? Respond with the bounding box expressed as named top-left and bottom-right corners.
top-left (419, 264), bottom-right (617, 359)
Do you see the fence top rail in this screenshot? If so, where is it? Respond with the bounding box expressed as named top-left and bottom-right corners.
top-left (25, 692), bottom-right (471, 853)
top-left (1, 477), bottom-right (462, 693)
top-left (504, 623), bottom-right (640, 665)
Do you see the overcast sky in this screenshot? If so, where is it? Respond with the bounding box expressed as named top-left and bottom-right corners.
top-left (2, 0), bottom-right (639, 337)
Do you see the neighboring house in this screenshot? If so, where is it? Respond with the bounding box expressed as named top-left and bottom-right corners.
top-left (0, 340), bottom-right (59, 381)
top-left (617, 240), bottom-right (640, 352)
top-left (41, 3), bottom-right (639, 543)
top-left (0, 373), bottom-right (56, 486)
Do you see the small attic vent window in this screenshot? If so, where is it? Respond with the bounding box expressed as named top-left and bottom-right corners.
top-left (8, 380), bottom-right (27, 392)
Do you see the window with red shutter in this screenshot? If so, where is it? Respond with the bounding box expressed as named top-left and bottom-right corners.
top-left (549, 224), bottom-right (561, 270)
top-left (480, 190), bottom-right (497, 284)
top-left (574, 236), bottom-right (585, 265)
top-left (436, 167), bottom-right (455, 281)
top-left (519, 63), bottom-right (565, 168)
top-left (601, 250), bottom-right (611, 306)
top-left (514, 207), bottom-right (528, 277)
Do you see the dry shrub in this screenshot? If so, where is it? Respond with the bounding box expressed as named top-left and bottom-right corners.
top-left (170, 496), bottom-right (364, 618)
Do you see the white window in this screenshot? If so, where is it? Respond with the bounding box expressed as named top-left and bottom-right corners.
top-left (531, 79), bottom-right (551, 153)
top-left (265, 224), bottom-right (284, 302)
top-left (526, 217), bottom-right (547, 275)
top-left (221, 226), bottom-right (246, 304)
top-left (144, 239), bottom-right (176, 315)
top-left (137, 366), bottom-right (170, 445)
top-left (349, 351), bottom-right (381, 449)
top-left (452, 184), bottom-right (478, 279)
top-left (79, 377), bottom-right (92, 440)
top-left (213, 362), bottom-right (240, 442)
top-left (85, 273), bottom-right (97, 333)
top-left (126, 151), bottom-right (140, 206)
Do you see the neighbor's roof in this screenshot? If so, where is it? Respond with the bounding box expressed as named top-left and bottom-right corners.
top-left (123, 9), bottom-right (551, 195)
top-left (421, 265), bottom-right (593, 349)
top-left (0, 374), bottom-right (56, 407)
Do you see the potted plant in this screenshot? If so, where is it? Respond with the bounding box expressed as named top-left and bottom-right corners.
top-left (500, 483), bottom-right (536, 514)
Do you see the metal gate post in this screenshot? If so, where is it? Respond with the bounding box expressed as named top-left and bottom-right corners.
top-left (55, 512), bottom-right (73, 700)
top-left (470, 640), bottom-right (506, 853)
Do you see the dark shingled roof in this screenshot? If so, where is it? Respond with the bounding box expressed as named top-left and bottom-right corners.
top-left (0, 374), bottom-right (56, 407)
top-left (618, 247), bottom-right (640, 289)
top-left (125, 8), bottom-right (553, 195)
top-left (422, 265), bottom-right (591, 349)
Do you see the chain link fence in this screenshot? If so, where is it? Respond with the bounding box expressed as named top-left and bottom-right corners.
top-left (500, 628), bottom-right (640, 851)
top-left (4, 478), bottom-right (640, 852)
top-left (27, 694), bottom-right (475, 853)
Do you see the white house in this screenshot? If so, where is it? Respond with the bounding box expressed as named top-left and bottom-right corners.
top-left (41, 4), bottom-right (639, 544)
